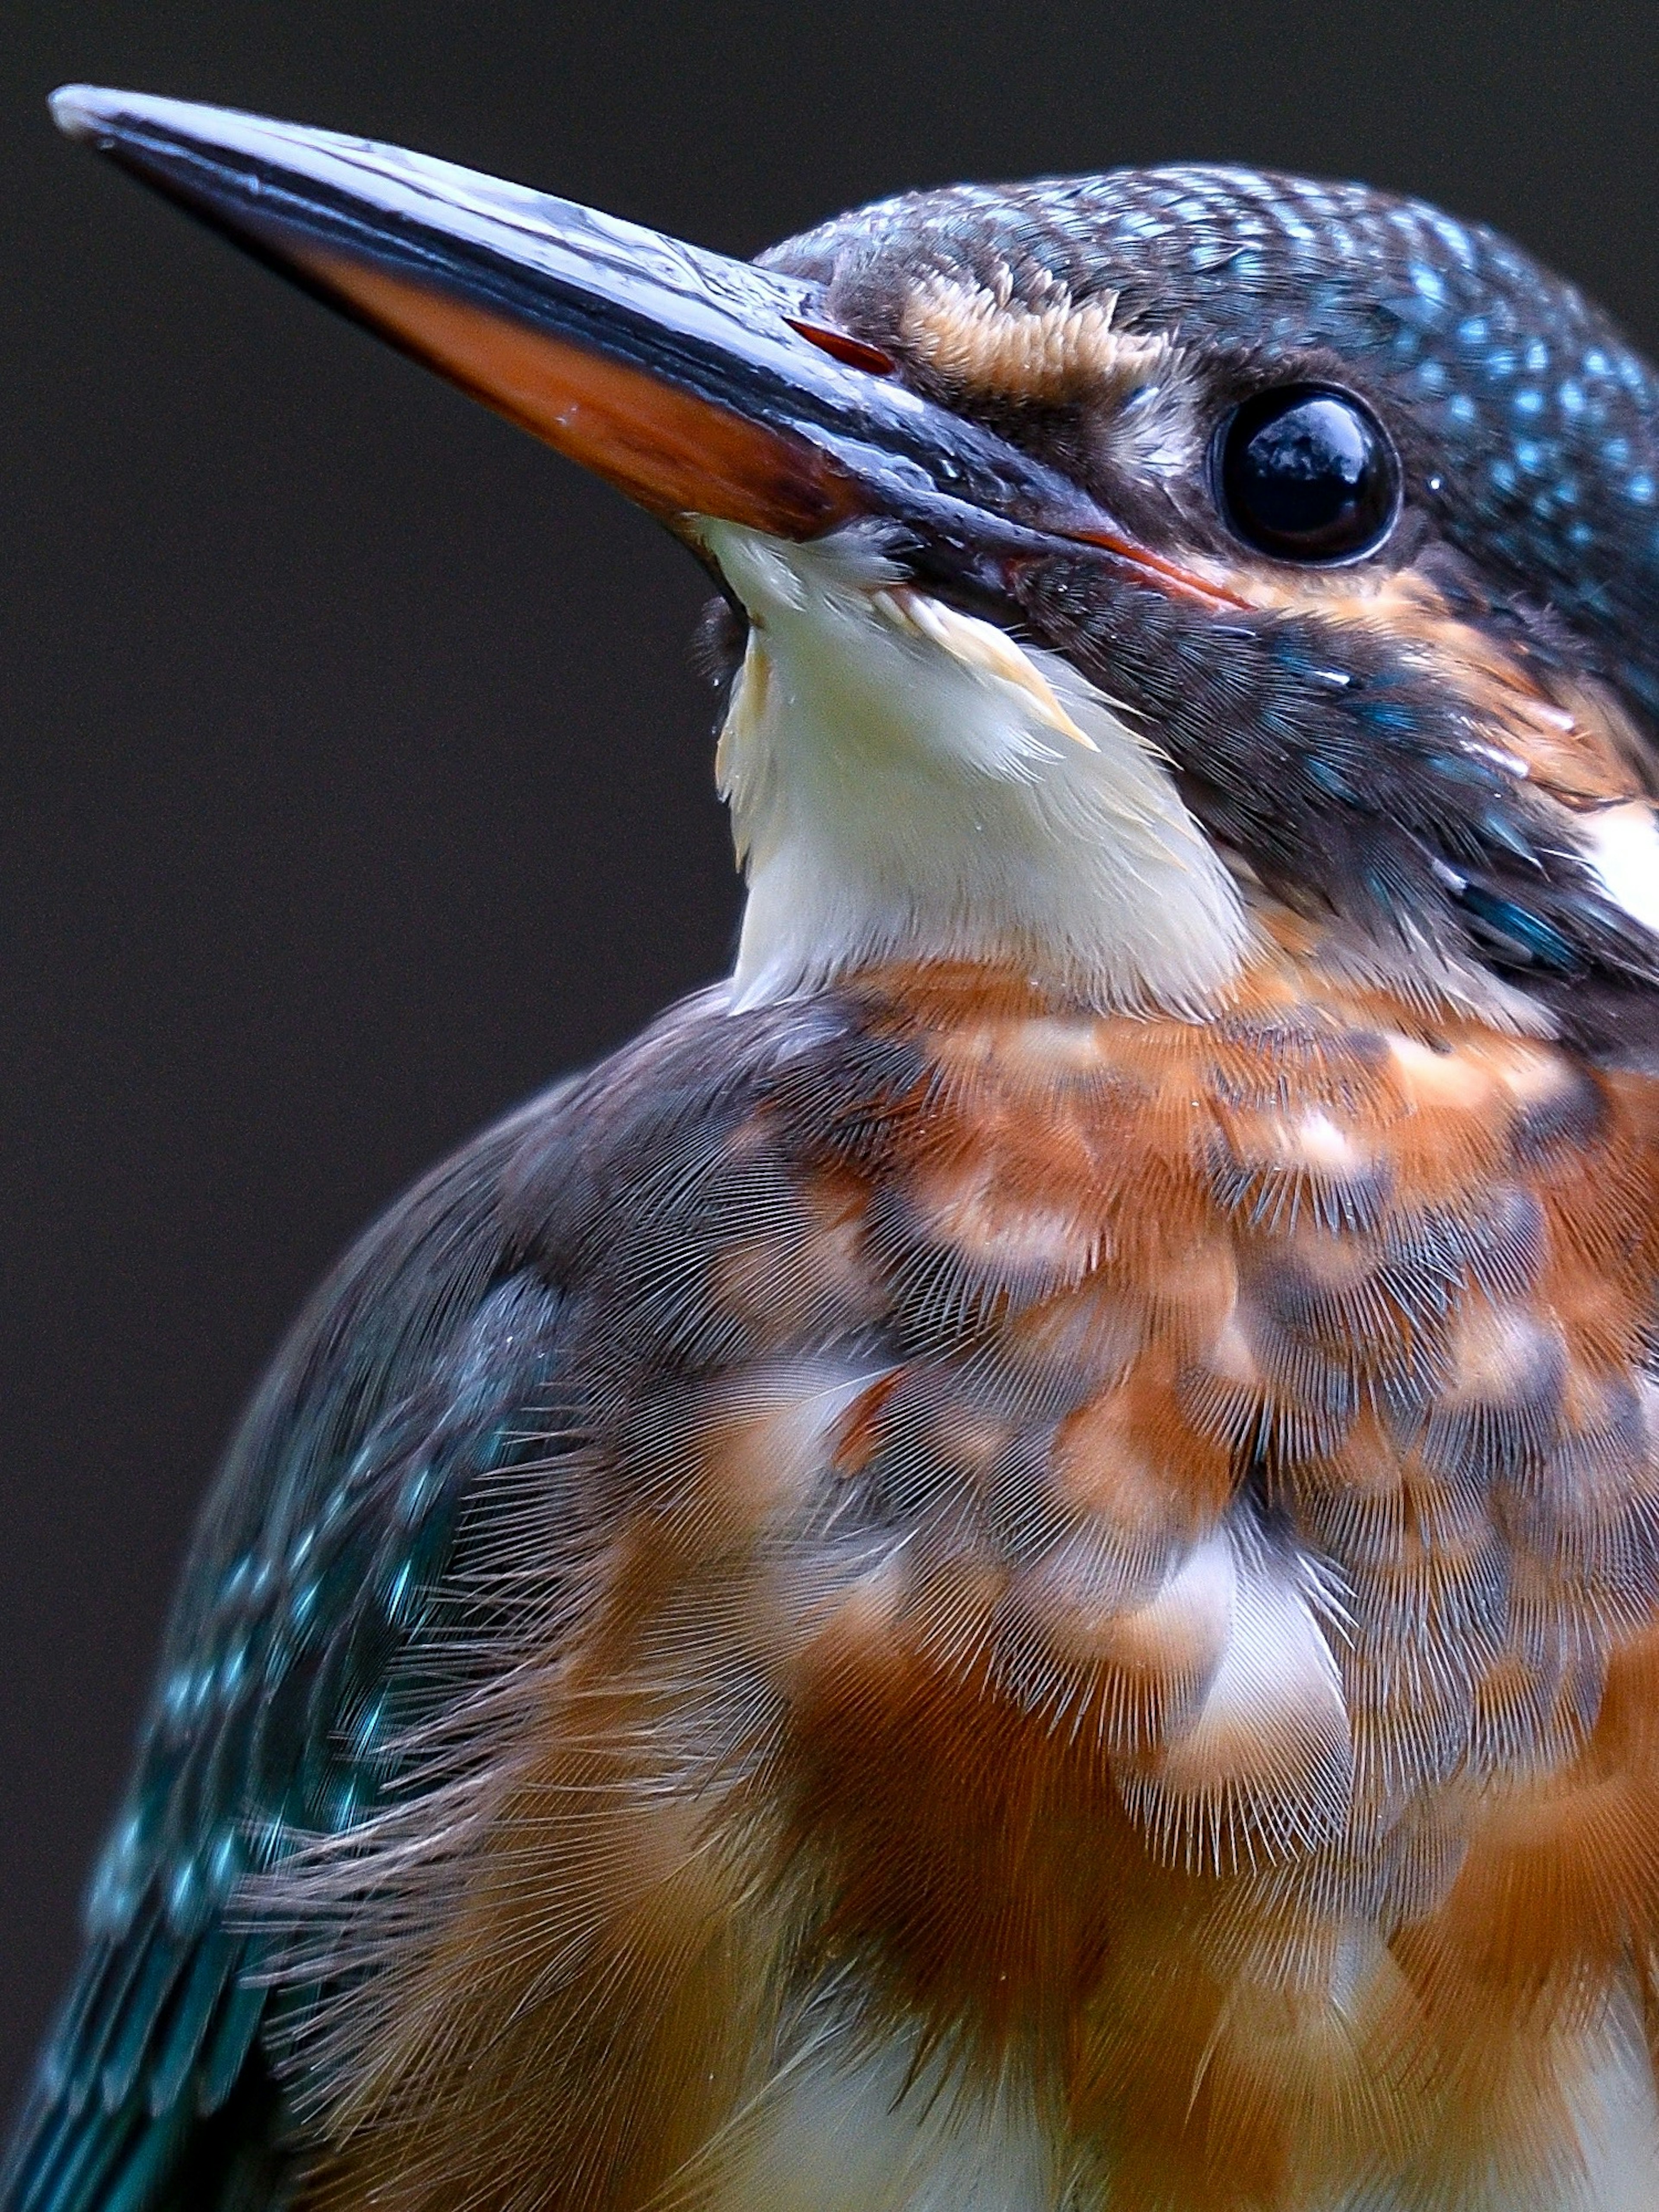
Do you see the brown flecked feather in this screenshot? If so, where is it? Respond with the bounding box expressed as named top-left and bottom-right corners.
top-left (257, 954), bottom-right (1659, 2212)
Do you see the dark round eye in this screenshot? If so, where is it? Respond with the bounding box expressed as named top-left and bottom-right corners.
top-left (1215, 385), bottom-right (1400, 562)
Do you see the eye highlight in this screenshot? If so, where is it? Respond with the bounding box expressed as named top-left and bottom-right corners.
top-left (1215, 385), bottom-right (1400, 563)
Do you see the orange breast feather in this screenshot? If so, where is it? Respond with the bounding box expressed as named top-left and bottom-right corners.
top-left (295, 962), bottom-right (1659, 2212)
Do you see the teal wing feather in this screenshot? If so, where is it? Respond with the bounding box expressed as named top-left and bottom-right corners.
top-left (2, 1085), bottom-right (576, 2212)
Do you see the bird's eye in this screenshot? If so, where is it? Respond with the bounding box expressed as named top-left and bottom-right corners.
top-left (1215, 385), bottom-right (1399, 563)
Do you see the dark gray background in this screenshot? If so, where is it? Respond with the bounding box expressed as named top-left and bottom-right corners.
top-left (3, 0), bottom-right (1656, 2122)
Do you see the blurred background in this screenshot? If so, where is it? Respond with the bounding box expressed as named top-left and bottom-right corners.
top-left (3, 0), bottom-right (1657, 2121)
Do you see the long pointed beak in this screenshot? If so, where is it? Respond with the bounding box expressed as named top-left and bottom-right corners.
top-left (50, 86), bottom-right (1125, 578)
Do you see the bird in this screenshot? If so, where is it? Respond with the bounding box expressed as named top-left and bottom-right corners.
top-left (11, 79), bottom-right (1659, 2212)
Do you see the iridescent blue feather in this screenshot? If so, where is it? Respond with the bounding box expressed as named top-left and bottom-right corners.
top-left (2, 1090), bottom-right (575, 2212)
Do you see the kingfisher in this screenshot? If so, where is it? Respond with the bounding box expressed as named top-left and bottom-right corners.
top-left (14, 82), bottom-right (1659, 2212)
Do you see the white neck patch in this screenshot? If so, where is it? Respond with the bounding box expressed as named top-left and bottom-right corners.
top-left (1583, 799), bottom-right (1659, 938)
top-left (700, 521), bottom-right (1250, 1011)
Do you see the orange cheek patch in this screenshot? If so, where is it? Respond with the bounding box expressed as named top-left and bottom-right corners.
top-left (1221, 559), bottom-right (1648, 807)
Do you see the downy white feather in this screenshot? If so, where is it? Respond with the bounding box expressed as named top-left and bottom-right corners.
top-left (699, 521), bottom-right (1250, 1011)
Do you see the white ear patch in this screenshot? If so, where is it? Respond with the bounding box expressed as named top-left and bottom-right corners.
top-left (1584, 799), bottom-right (1659, 937)
top-left (701, 521), bottom-right (1250, 1013)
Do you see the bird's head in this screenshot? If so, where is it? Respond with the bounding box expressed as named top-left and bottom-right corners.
top-left (54, 89), bottom-right (1659, 1054)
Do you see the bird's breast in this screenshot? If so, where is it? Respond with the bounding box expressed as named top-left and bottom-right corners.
top-left (298, 959), bottom-right (1659, 2212)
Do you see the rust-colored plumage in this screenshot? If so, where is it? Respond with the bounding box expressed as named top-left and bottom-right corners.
top-left (239, 955), bottom-right (1659, 2212)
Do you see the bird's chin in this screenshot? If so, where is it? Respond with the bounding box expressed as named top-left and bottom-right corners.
top-left (699, 520), bottom-right (1252, 1017)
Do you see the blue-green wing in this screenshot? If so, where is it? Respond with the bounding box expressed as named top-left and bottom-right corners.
top-left (2, 1087), bottom-right (575, 2212)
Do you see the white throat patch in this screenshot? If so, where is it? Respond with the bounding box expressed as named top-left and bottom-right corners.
top-left (700, 521), bottom-right (1250, 1011)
